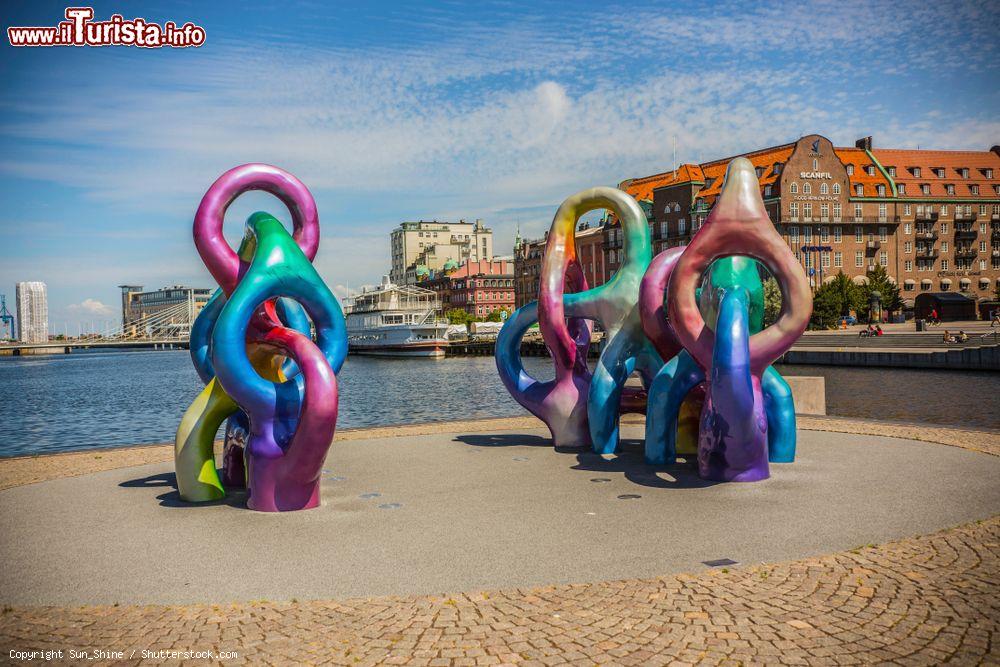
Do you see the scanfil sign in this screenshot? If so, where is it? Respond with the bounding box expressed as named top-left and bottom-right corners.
top-left (799, 171), bottom-right (832, 179)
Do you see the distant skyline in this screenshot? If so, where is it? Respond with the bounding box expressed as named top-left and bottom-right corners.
top-left (1, 0), bottom-right (998, 331)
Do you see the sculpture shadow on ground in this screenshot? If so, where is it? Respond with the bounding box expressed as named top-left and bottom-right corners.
top-left (453, 433), bottom-right (719, 490)
top-left (119, 471), bottom-right (247, 509)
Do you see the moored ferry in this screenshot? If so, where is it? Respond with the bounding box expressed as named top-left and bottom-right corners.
top-left (343, 277), bottom-right (449, 357)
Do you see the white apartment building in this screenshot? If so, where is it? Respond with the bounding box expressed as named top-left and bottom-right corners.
top-left (389, 219), bottom-right (493, 284)
top-left (15, 281), bottom-right (48, 343)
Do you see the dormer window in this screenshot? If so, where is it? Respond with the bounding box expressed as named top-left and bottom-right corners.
top-left (946, 184), bottom-right (955, 195)
top-left (846, 164), bottom-right (854, 175)
top-left (877, 184), bottom-right (886, 196)
top-left (887, 166), bottom-right (896, 177)
top-left (971, 184), bottom-right (980, 195)
top-left (855, 184), bottom-right (864, 196)
top-left (960, 168), bottom-right (969, 179)
top-left (772, 163), bottom-right (782, 175)
top-left (986, 168), bottom-right (994, 179)
top-left (705, 177), bottom-right (715, 189)
top-left (764, 185), bottom-right (773, 197)
top-left (866, 165), bottom-right (876, 176)
top-left (755, 166), bottom-right (763, 178)
top-left (912, 167), bottom-right (921, 177)
top-left (921, 184), bottom-right (931, 195)
top-left (898, 183), bottom-right (906, 195)
top-left (935, 168), bottom-right (945, 178)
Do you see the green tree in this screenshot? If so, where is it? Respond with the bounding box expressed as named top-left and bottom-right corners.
top-left (445, 308), bottom-right (473, 328)
top-left (809, 272), bottom-right (862, 329)
top-left (762, 277), bottom-right (782, 327)
top-left (484, 309), bottom-right (508, 322)
top-left (860, 264), bottom-right (902, 322)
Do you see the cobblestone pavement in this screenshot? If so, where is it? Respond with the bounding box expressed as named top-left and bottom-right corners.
top-left (1, 415), bottom-right (997, 492)
top-left (1, 517), bottom-right (997, 665)
top-left (1, 418), bottom-right (998, 665)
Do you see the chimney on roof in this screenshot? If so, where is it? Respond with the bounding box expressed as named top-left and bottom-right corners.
top-left (855, 136), bottom-right (873, 150)
top-left (991, 145), bottom-right (1000, 158)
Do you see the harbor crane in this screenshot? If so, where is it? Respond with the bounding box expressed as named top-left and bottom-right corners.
top-left (0, 294), bottom-right (14, 339)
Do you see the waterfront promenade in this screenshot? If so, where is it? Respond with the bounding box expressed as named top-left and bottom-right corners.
top-left (1, 416), bottom-right (998, 664)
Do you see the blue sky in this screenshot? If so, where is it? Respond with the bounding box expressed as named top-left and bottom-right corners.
top-left (1, 0), bottom-right (998, 333)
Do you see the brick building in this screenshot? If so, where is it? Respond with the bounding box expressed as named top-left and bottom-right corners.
top-left (419, 259), bottom-right (514, 319)
top-left (609, 134), bottom-right (1000, 316)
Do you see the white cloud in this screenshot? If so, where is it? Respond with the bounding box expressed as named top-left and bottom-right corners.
top-left (67, 298), bottom-right (115, 316)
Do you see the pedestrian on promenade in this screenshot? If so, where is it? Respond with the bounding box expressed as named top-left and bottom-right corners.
top-left (930, 308), bottom-right (940, 325)
top-left (992, 311), bottom-right (1000, 327)
top-left (943, 330), bottom-right (954, 343)
top-left (958, 330), bottom-right (968, 343)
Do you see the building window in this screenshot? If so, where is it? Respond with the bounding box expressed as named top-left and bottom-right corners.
top-left (904, 222), bottom-right (912, 234)
top-left (981, 205), bottom-right (989, 215)
top-left (941, 260), bottom-right (949, 270)
top-left (822, 252), bottom-right (830, 268)
top-left (898, 184), bottom-right (906, 195)
top-left (789, 182), bottom-right (798, 194)
top-left (854, 204), bottom-right (863, 221)
top-left (904, 204), bottom-right (911, 216)
top-left (942, 241), bottom-right (949, 252)
top-left (820, 226), bottom-right (829, 242)
top-left (941, 222), bottom-right (948, 233)
top-left (764, 185), bottom-right (772, 197)
top-left (773, 163), bottom-right (782, 175)
top-left (660, 221), bottom-right (667, 237)
top-left (804, 226), bottom-right (813, 242)
top-left (987, 169), bottom-right (994, 179)
top-left (855, 226), bottom-right (863, 242)
top-left (880, 251), bottom-right (888, 267)
top-left (832, 183), bottom-right (841, 195)
top-left (803, 183), bottom-right (812, 195)
top-left (922, 184), bottom-right (930, 195)
top-left (855, 184), bottom-right (864, 196)
top-left (905, 260), bottom-right (912, 271)
top-left (877, 184), bottom-right (885, 196)
top-left (847, 164), bottom-right (854, 175)
top-left (834, 203), bottom-right (842, 220)
top-left (866, 165), bottom-right (876, 176)
top-left (804, 203), bottom-right (813, 220)
top-left (678, 219), bottom-right (687, 235)
top-left (878, 204), bottom-right (887, 221)
top-left (971, 185), bottom-right (979, 195)
top-left (913, 167), bottom-right (921, 177)
top-left (789, 202), bottom-right (798, 219)
top-left (820, 183), bottom-right (828, 195)
top-left (821, 204), bottom-right (829, 221)
top-left (855, 251), bottom-right (864, 267)
top-left (960, 168), bottom-right (969, 178)
top-left (888, 166), bottom-right (896, 177)
top-left (905, 241), bottom-right (912, 253)
top-left (981, 241), bottom-right (987, 253)
top-left (935, 168), bottom-right (945, 178)
top-left (981, 259), bottom-right (987, 270)
top-left (835, 252), bottom-right (842, 267)
top-left (789, 226), bottom-right (799, 242)
top-left (834, 226), bottom-right (842, 242)
top-left (946, 184), bottom-right (955, 195)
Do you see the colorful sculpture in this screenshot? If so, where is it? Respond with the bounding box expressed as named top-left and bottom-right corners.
top-left (175, 164), bottom-right (346, 511)
top-left (499, 158), bottom-right (810, 483)
top-left (647, 158), bottom-right (811, 481)
top-left (496, 188), bottom-right (662, 452)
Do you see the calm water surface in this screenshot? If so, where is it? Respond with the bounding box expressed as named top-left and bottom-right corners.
top-left (0, 350), bottom-right (996, 457)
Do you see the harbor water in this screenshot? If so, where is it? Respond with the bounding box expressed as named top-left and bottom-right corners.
top-left (0, 349), bottom-right (997, 457)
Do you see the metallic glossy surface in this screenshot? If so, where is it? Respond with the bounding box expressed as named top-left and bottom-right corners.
top-left (663, 158), bottom-right (811, 481)
top-left (496, 187), bottom-right (660, 452)
top-left (175, 164), bottom-right (346, 511)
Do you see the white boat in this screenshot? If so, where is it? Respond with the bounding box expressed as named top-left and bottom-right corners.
top-left (343, 277), bottom-right (450, 358)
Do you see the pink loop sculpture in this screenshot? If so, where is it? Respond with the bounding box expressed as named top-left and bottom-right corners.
top-left (174, 164), bottom-right (347, 511)
top-left (497, 187), bottom-right (661, 452)
top-left (666, 158), bottom-right (811, 481)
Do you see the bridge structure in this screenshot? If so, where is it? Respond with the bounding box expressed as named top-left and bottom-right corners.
top-left (0, 299), bottom-right (195, 356)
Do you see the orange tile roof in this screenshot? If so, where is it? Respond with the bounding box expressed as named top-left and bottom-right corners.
top-left (449, 259), bottom-right (513, 278)
top-left (833, 147), bottom-right (892, 196)
top-left (695, 144), bottom-right (794, 202)
top-left (873, 148), bottom-right (1000, 199)
top-left (620, 163), bottom-right (704, 201)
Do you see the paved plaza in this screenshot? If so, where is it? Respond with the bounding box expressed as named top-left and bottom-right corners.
top-left (0, 417), bottom-right (998, 665)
